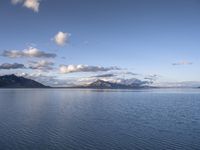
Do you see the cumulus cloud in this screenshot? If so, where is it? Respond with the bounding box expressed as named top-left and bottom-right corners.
top-left (59, 64), bottom-right (120, 74)
top-left (54, 31), bottom-right (71, 46)
top-left (172, 61), bottom-right (193, 66)
top-left (23, 0), bottom-right (40, 12)
top-left (28, 60), bottom-right (54, 71)
top-left (11, 0), bottom-right (40, 12)
top-left (1, 47), bottom-right (56, 58)
top-left (0, 63), bottom-right (25, 70)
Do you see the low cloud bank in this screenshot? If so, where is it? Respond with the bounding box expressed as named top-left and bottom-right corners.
top-left (60, 65), bottom-right (120, 73)
top-left (0, 63), bottom-right (25, 69)
top-left (2, 47), bottom-right (56, 58)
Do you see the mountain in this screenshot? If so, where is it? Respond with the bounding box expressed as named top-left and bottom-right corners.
top-left (78, 80), bottom-right (150, 89)
top-left (0, 74), bottom-right (50, 88)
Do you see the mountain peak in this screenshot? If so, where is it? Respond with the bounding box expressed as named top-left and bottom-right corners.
top-left (89, 80), bottom-right (112, 88)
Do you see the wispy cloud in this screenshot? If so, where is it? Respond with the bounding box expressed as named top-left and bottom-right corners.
top-left (1, 47), bottom-right (56, 58)
top-left (11, 0), bottom-right (23, 4)
top-left (172, 61), bottom-right (193, 66)
top-left (0, 63), bottom-right (25, 69)
top-left (59, 64), bottom-right (120, 74)
top-left (91, 73), bottom-right (116, 78)
top-left (114, 78), bottom-right (152, 86)
top-left (144, 74), bottom-right (160, 81)
top-left (11, 0), bottom-right (41, 12)
top-left (54, 31), bottom-right (71, 46)
top-left (123, 71), bottom-right (138, 76)
top-left (91, 71), bottom-right (138, 78)
top-left (28, 60), bottom-right (54, 71)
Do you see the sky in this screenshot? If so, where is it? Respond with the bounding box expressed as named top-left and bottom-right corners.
top-left (0, 0), bottom-right (200, 87)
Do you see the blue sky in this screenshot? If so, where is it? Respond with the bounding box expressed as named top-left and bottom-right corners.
top-left (0, 0), bottom-right (200, 87)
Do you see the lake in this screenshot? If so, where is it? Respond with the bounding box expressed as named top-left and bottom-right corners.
top-left (0, 89), bottom-right (199, 150)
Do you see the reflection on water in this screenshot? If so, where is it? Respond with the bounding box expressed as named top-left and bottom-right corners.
top-left (0, 89), bottom-right (199, 150)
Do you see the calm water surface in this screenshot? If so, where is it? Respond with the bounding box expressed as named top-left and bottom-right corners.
top-left (0, 89), bottom-right (200, 150)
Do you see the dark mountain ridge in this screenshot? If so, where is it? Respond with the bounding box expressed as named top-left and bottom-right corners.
top-left (0, 74), bottom-right (50, 88)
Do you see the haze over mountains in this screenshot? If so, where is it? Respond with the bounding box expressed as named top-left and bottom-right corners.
top-left (0, 74), bottom-right (199, 89)
top-left (0, 74), bottom-right (151, 89)
top-left (77, 80), bottom-right (151, 89)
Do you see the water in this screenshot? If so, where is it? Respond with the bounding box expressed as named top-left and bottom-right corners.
top-left (0, 89), bottom-right (200, 150)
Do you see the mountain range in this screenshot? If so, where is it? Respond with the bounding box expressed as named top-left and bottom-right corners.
top-left (2, 74), bottom-right (199, 89)
top-left (76, 79), bottom-right (151, 89)
top-left (0, 74), bottom-right (152, 89)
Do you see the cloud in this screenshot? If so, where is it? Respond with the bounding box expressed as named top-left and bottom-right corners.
top-left (23, 0), bottom-right (40, 12)
top-left (59, 64), bottom-right (120, 74)
top-left (91, 71), bottom-right (139, 79)
top-left (28, 60), bottom-right (54, 71)
top-left (75, 76), bottom-right (153, 87)
top-left (54, 31), bottom-right (71, 46)
top-left (144, 74), bottom-right (160, 81)
top-left (17, 72), bottom-right (76, 87)
top-left (11, 0), bottom-right (40, 12)
top-left (15, 71), bottom-right (153, 87)
top-left (114, 78), bottom-right (152, 86)
top-left (92, 73), bottom-right (116, 78)
top-left (172, 61), bottom-right (193, 66)
top-left (11, 0), bottom-right (23, 4)
top-left (0, 63), bottom-right (25, 69)
top-left (1, 47), bottom-right (56, 58)
top-left (123, 72), bottom-right (138, 76)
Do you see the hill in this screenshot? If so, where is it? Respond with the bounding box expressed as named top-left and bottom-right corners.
top-left (0, 74), bottom-right (50, 88)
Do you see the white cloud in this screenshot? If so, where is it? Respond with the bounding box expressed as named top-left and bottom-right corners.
top-left (23, 0), bottom-right (40, 12)
top-left (2, 47), bottom-right (56, 58)
top-left (11, 0), bottom-right (40, 12)
top-left (60, 64), bottom-right (120, 74)
top-left (54, 31), bottom-right (71, 46)
top-left (172, 61), bottom-right (193, 66)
